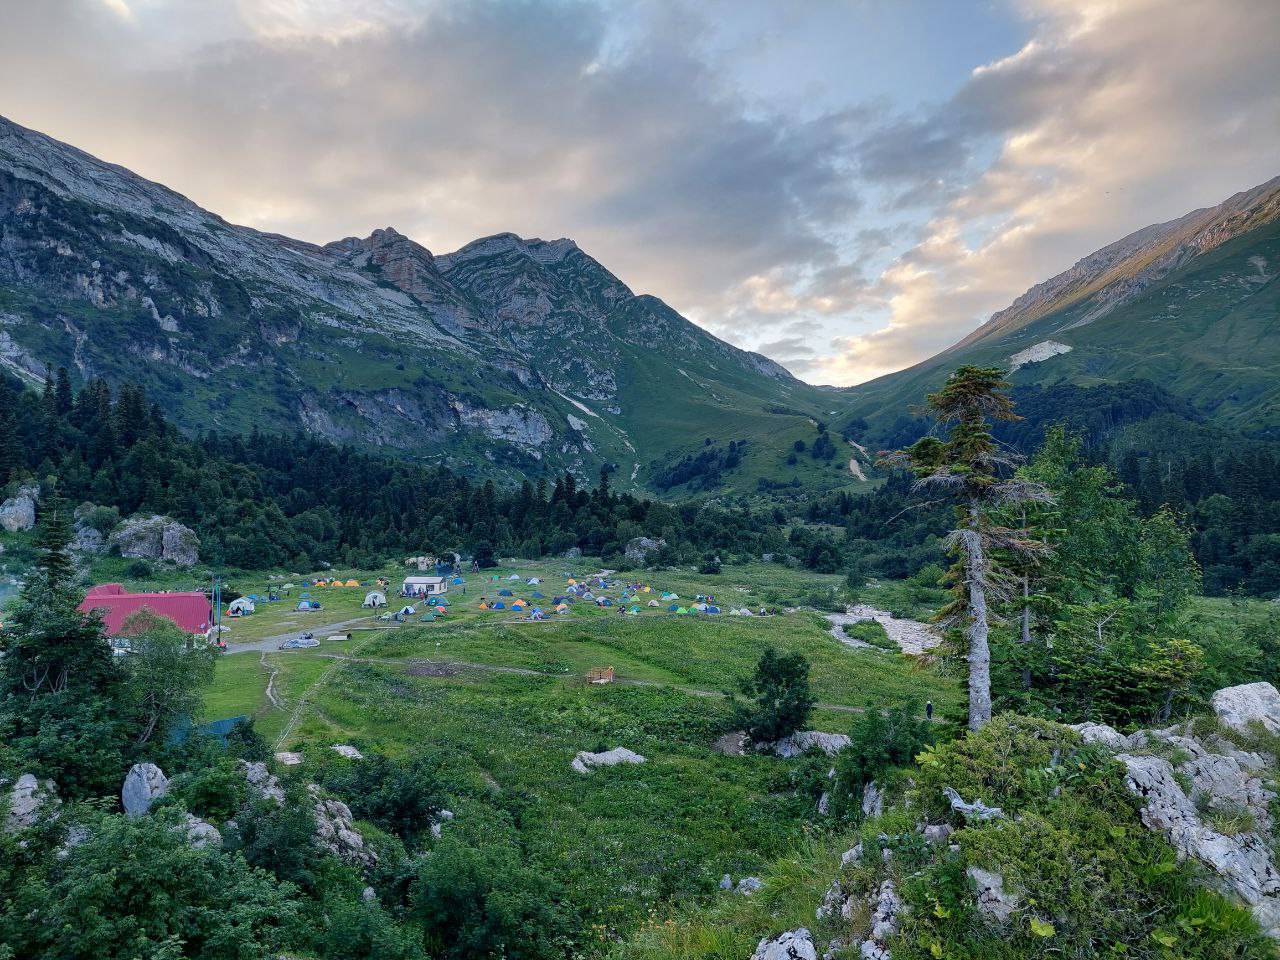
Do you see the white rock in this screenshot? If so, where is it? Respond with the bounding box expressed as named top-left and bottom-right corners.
top-left (6, 773), bottom-right (58, 832)
top-left (767, 731), bottom-right (851, 759)
top-left (275, 751), bottom-right (304, 765)
top-left (737, 876), bottom-right (764, 895)
top-left (968, 866), bottom-right (1017, 924)
top-left (870, 880), bottom-right (906, 941)
top-left (840, 844), bottom-right (863, 868)
top-left (330, 744), bottom-right (364, 760)
top-left (181, 812), bottom-right (222, 849)
top-left (313, 795), bottom-right (378, 866)
top-left (859, 942), bottom-right (891, 960)
top-left (1212, 682), bottom-right (1280, 737)
top-left (1069, 722), bottom-right (1146, 751)
top-left (862, 781), bottom-right (884, 818)
top-left (719, 873), bottom-right (733, 890)
top-left (751, 928), bottom-right (817, 960)
top-left (430, 809), bottom-right (454, 838)
top-left (571, 747), bottom-right (646, 773)
top-left (818, 791), bottom-right (831, 815)
top-left (122, 763), bottom-right (169, 817)
top-left (0, 492), bottom-right (36, 532)
top-left (241, 760), bottom-right (285, 804)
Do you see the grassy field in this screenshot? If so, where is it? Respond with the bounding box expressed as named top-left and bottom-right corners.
top-left (197, 558), bottom-right (960, 950)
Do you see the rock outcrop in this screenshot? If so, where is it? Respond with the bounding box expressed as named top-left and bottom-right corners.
top-left (843, 605), bottom-right (941, 655)
top-left (766, 731), bottom-right (852, 759)
top-left (968, 866), bottom-right (1017, 924)
top-left (623, 536), bottom-right (665, 565)
top-left (181, 812), bottom-right (222, 849)
top-left (1211, 682), bottom-right (1280, 737)
top-left (0, 485), bottom-right (37, 532)
top-left (241, 761), bottom-right (286, 804)
top-left (108, 515), bottom-right (200, 567)
top-left (313, 793), bottom-right (377, 866)
top-left (571, 747), bottom-right (646, 773)
top-left (122, 763), bottom-right (169, 816)
top-left (751, 928), bottom-right (818, 960)
top-left (6, 773), bottom-right (58, 832)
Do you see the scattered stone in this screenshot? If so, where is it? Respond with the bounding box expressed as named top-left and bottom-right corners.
top-left (968, 866), bottom-right (1018, 924)
top-left (942, 786), bottom-right (1004, 822)
top-left (711, 731), bottom-right (748, 756)
top-left (1212, 682), bottom-right (1280, 737)
top-left (818, 791), bottom-right (831, 816)
top-left (56, 824), bottom-right (90, 859)
top-left (840, 844), bottom-right (863, 868)
top-left (766, 731), bottom-right (852, 759)
top-left (275, 751), bottom-right (304, 766)
top-left (842, 604), bottom-right (941, 655)
top-left (430, 809), bottom-right (454, 839)
top-left (737, 876), bottom-right (764, 896)
top-left (122, 763), bottom-right (169, 817)
top-left (330, 744), bottom-right (364, 760)
top-left (241, 761), bottom-right (285, 804)
top-left (859, 942), bottom-right (891, 960)
top-left (751, 927), bottom-right (817, 960)
top-left (720, 874), bottom-right (734, 890)
top-left (181, 812), bottom-right (222, 849)
top-left (922, 823), bottom-right (953, 844)
top-left (822, 938), bottom-right (848, 960)
top-left (572, 747), bottom-right (646, 773)
top-left (362, 886), bottom-right (376, 903)
top-left (869, 880), bottom-right (906, 941)
top-left (816, 881), bottom-right (852, 921)
top-left (6, 773), bottom-right (58, 832)
top-left (862, 781), bottom-right (884, 818)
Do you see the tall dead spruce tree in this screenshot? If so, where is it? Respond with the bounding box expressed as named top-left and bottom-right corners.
top-left (882, 366), bottom-right (1050, 732)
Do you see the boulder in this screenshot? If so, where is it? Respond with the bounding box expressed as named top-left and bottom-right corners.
top-left (71, 525), bottom-right (105, 555)
top-left (858, 943), bottom-right (890, 960)
top-left (275, 751), bottom-right (304, 765)
top-left (1183, 754), bottom-right (1275, 831)
top-left (751, 928), bottom-right (817, 960)
top-left (922, 823), bottom-right (953, 845)
top-left (719, 874), bottom-right (733, 890)
top-left (430, 809), bottom-right (454, 839)
top-left (817, 791), bottom-right (831, 815)
top-left (840, 844), bottom-right (863, 868)
top-left (968, 866), bottom-right (1017, 924)
top-left (571, 747), bottom-right (646, 774)
top-left (108, 515), bottom-right (200, 567)
top-left (767, 731), bottom-right (851, 759)
top-left (564, 547), bottom-right (583, 560)
top-left (122, 763), bottom-right (169, 816)
top-left (313, 794), bottom-right (378, 866)
top-left (362, 886), bottom-right (376, 903)
top-left (6, 773), bottom-right (58, 832)
top-left (181, 812), bottom-right (222, 849)
top-left (869, 880), bottom-right (906, 941)
top-left (330, 744), bottom-right (364, 760)
top-left (623, 536), bottom-right (666, 565)
top-left (240, 761), bottom-right (285, 804)
top-left (1212, 682), bottom-right (1280, 737)
top-left (737, 876), bottom-right (764, 896)
top-left (0, 489), bottom-right (37, 532)
top-left (1069, 722), bottom-right (1147, 751)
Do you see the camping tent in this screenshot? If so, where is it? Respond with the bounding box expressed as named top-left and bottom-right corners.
top-left (628, 606), bottom-right (640, 614)
top-left (707, 605), bottom-right (721, 614)
top-left (452, 577), bottom-right (464, 584)
top-left (492, 601), bottom-right (506, 609)
top-left (676, 606), bottom-right (689, 614)
top-left (531, 591), bottom-right (544, 599)
top-left (363, 591), bottom-right (387, 609)
top-left (498, 588), bottom-right (514, 597)
top-left (668, 604), bottom-right (679, 612)
top-left (296, 599), bottom-right (321, 611)
top-left (434, 596), bottom-right (449, 606)
top-left (511, 600), bottom-right (526, 609)
top-left (507, 574), bottom-right (521, 581)
top-left (420, 612), bottom-right (436, 622)
top-left (398, 605), bottom-right (416, 616)
top-left (227, 597), bottom-right (255, 616)
top-left (648, 599), bottom-right (660, 607)
top-left (527, 577), bottom-right (541, 584)
top-left (344, 579), bottom-right (360, 587)
top-left (555, 603), bottom-right (568, 613)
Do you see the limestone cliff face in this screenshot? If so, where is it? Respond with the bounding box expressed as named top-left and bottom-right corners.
top-left (0, 114), bottom-right (822, 489)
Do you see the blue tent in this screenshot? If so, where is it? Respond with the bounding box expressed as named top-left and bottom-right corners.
top-left (600, 598), bottom-right (613, 607)
top-left (498, 588), bottom-right (514, 596)
top-left (435, 596), bottom-right (450, 606)
top-left (668, 603), bottom-right (679, 611)
top-left (531, 591), bottom-right (544, 599)
top-left (707, 605), bottom-right (721, 614)
top-left (492, 601), bottom-right (506, 609)
top-left (452, 576), bottom-right (465, 584)
top-left (296, 599), bottom-right (321, 611)
top-left (531, 607), bottom-right (543, 615)
top-left (552, 596), bottom-right (567, 604)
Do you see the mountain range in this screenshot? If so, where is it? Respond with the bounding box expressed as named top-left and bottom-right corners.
top-left (846, 175), bottom-right (1280, 440)
top-left (0, 115), bottom-right (859, 497)
top-left (2, 113), bottom-right (1277, 497)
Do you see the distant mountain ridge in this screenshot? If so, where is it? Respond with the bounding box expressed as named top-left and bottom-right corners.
top-left (845, 175), bottom-right (1280, 438)
top-left (0, 115), bottom-right (856, 496)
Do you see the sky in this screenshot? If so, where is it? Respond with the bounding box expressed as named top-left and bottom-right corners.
top-left (1, 0), bottom-right (1277, 385)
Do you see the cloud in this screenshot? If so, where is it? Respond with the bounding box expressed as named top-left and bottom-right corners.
top-left (822, 0), bottom-right (1280, 382)
top-left (0, 0), bottom-right (1276, 387)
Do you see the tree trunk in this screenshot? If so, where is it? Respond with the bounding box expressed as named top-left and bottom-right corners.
top-left (965, 503), bottom-right (992, 732)
top-left (1020, 576), bottom-right (1033, 691)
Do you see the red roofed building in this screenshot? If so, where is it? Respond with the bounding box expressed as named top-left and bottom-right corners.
top-left (78, 583), bottom-right (212, 637)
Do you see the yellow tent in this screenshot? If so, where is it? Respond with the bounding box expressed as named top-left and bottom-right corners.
top-left (345, 579), bottom-right (359, 587)
top-left (567, 578), bottom-right (577, 586)
top-left (555, 603), bottom-right (568, 612)
top-left (512, 600), bottom-right (527, 609)
top-left (642, 586), bottom-right (651, 593)
top-left (478, 602), bottom-right (489, 610)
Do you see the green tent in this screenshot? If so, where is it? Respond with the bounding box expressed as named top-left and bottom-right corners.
top-left (676, 606), bottom-right (689, 614)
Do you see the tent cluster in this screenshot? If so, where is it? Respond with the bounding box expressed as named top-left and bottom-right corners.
top-left (302, 578), bottom-right (368, 588)
top-left (477, 571), bottom-right (730, 620)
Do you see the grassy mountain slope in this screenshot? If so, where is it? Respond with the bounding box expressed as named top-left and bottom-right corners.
top-left (843, 177), bottom-right (1280, 441)
top-left (0, 115), bottom-right (863, 497)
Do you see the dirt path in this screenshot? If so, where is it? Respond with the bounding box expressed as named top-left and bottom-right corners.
top-left (261, 652), bottom-right (285, 710)
top-left (225, 615), bottom-right (386, 655)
